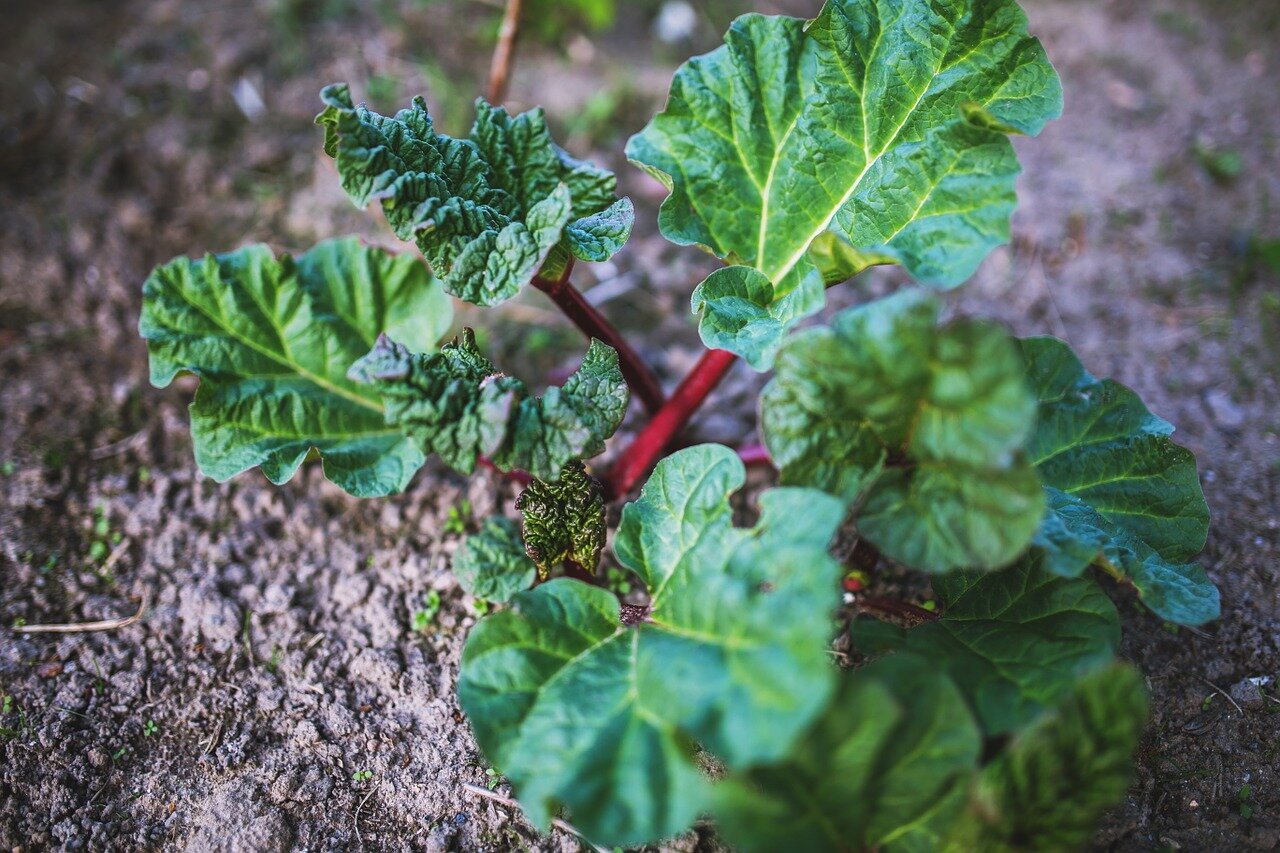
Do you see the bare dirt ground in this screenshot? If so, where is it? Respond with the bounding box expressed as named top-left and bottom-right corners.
top-left (1, 0), bottom-right (1277, 850)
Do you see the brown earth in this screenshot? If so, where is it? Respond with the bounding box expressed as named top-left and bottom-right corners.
top-left (1, 0), bottom-right (1277, 850)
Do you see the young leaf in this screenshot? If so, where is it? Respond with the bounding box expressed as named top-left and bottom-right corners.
top-left (628, 0), bottom-right (1062, 368)
top-left (852, 554), bottom-right (1121, 734)
top-left (690, 266), bottom-right (826, 371)
top-left (139, 238), bottom-right (450, 497)
top-left (454, 517), bottom-right (538, 603)
top-left (317, 84), bottom-right (633, 306)
top-left (348, 333), bottom-right (628, 482)
top-left (947, 663), bottom-right (1148, 850)
top-left (1022, 337), bottom-right (1219, 626)
top-left (713, 654), bottom-right (981, 853)
top-left (761, 291), bottom-right (1043, 572)
top-left (458, 445), bottom-right (845, 845)
top-left (515, 460), bottom-right (606, 578)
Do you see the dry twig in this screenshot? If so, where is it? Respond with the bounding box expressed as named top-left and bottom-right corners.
top-left (1200, 677), bottom-right (1244, 714)
top-left (486, 0), bottom-right (524, 104)
top-left (463, 783), bottom-right (607, 852)
top-left (13, 587), bottom-right (149, 635)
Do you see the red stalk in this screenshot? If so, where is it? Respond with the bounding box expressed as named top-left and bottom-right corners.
top-left (608, 348), bottom-right (738, 498)
top-left (477, 455), bottom-right (533, 487)
top-left (533, 274), bottom-right (665, 416)
top-left (737, 444), bottom-right (773, 468)
top-left (857, 596), bottom-right (939, 625)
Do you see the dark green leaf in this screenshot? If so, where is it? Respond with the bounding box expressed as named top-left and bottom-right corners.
top-left (459, 445), bottom-right (845, 845)
top-left (515, 460), bottom-right (607, 578)
top-left (317, 84), bottom-right (632, 306)
top-left (947, 663), bottom-right (1147, 851)
top-left (1022, 336), bottom-right (1218, 625)
top-left (628, 0), bottom-right (1062, 367)
top-left (139, 238), bottom-right (450, 497)
top-left (454, 517), bottom-right (538, 603)
top-left (714, 654), bottom-right (981, 853)
top-left (348, 333), bottom-right (628, 482)
top-left (851, 554), bottom-right (1121, 734)
top-left (761, 291), bottom-right (1043, 572)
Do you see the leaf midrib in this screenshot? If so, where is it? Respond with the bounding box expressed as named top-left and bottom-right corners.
top-left (185, 285), bottom-right (385, 415)
top-left (760, 11), bottom-right (999, 286)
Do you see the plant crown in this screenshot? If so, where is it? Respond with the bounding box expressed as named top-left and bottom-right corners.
top-left (138, 0), bottom-right (1219, 848)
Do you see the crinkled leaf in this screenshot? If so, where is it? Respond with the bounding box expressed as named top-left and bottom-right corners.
top-left (714, 654), bottom-right (981, 853)
top-left (564, 197), bottom-right (634, 262)
top-left (858, 462), bottom-right (1044, 574)
top-left (515, 460), bottom-right (606, 578)
top-left (628, 0), bottom-right (1061, 368)
top-left (459, 445), bottom-right (845, 845)
top-left (761, 291), bottom-right (1043, 572)
top-left (317, 84), bottom-right (632, 306)
top-left (139, 238), bottom-right (450, 497)
top-left (947, 663), bottom-right (1147, 851)
top-left (851, 554), bottom-right (1120, 734)
top-left (1022, 336), bottom-right (1218, 625)
top-left (349, 333), bottom-right (627, 482)
top-left (454, 517), bottom-right (538, 603)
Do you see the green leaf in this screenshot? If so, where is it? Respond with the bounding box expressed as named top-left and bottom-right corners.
top-left (851, 554), bottom-right (1121, 734)
top-left (1022, 337), bottom-right (1218, 625)
top-left (690, 265), bottom-right (826, 371)
top-left (761, 291), bottom-right (1043, 572)
top-left (453, 517), bottom-right (538, 603)
top-left (515, 460), bottom-right (606, 578)
top-left (317, 85), bottom-right (632, 306)
top-left (458, 445), bottom-right (845, 845)
top-left (947, 663), bottom-right (1147, 851)
top-left (349, 333), bottom-right (628, 482)
top-left (139, 238), bottom-right (450, 497)
top-left (564, 197), bottom-right (635, 262)
top-left (714, 654), bottom-right (981, 853)
top-left (628, 0), bottom-right (1061, 368)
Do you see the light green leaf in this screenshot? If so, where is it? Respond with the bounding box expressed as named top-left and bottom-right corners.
top-left (459, 445), bottom-right (845, 845)
top-left (761, 291), bottom-right (1043, 572)
top-left (851, 553), bottom-right (1121, 734)
top-left (139, 238), bottom-right (450, 497)
top-left (349, 333), bottom-right (628, 482)
top-left (453, 517), bottom-right (538, 603)
top-left (515, 460), bottom-right (607, 578)
top-left (690, 263), bottom-right (826, 371)
top-left (628, 0), bottom-right (1061, 368)
top-left (714, 654), bottom-right (981, 853)
top-left (947, 663), bottom-right (1147, 851)
top-left (317, 85), bottom-right (632, 306)
top-left (564, 197), bottom-right (634, 262)
top-left (1022, 336), bottom-right (1218, 626)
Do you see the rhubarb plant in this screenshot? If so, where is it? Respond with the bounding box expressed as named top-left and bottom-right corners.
top-left (137, 0), bottom-right (1220, 848)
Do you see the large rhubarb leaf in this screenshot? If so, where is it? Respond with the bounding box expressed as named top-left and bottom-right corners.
top-left (1021, 337), bottom-right (1218, 626)
top-left (458, 445), bottom-right (845, 845)
top-left (761, 291), bottom-right (1043, 572)
top-left (714, 654), bottom-right (981, 853)
top-left (348, 333), bottom-right (627, 482)
top-left (628, 0), bottom-right (1062, 368)
top-left (318, 84), bottom-right (632, 306)
top-left (140, 238), bottom-right (450, 497)
top-left (947, 663), bottom-right (1147, 850)
top-left (453, 517), bottom-right (538, 603)
top-left (852, 554), bottom-right (1120, 734)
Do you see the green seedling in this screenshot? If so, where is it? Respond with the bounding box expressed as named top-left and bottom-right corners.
top-left (412, 591), bottom-right (442, 633)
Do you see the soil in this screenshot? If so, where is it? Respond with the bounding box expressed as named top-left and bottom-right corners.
top-left (1, 0), bottom-right (1278, 850)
